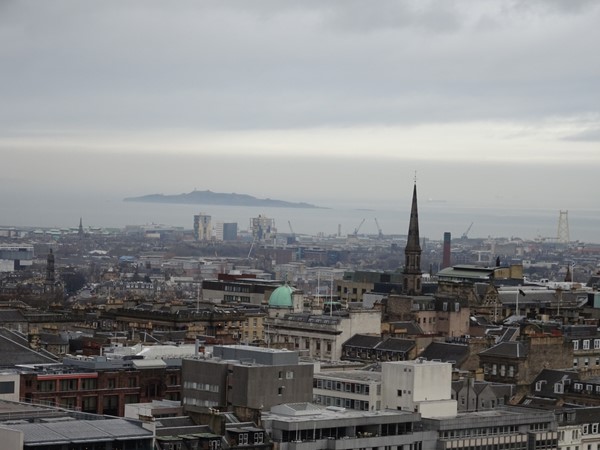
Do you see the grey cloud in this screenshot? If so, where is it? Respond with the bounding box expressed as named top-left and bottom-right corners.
top-left (563, 128), bottom-right (600, 142)
top-left (0, 0), bottom-right (599, 134)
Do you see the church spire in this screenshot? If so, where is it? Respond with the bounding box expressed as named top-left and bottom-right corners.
top-left (403, 181), bottom-right (422, 295)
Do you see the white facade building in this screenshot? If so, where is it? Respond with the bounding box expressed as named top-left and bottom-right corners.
top-left (382, 360), bottom-right (457, 418)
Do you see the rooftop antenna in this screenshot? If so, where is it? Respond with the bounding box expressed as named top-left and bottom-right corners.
top-left (196, 283), bottom-right (200, 312)
top-left (330, 274), bottom-right (333, 317)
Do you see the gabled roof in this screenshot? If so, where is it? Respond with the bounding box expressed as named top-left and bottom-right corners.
top-left (419, 342), bottom-right (469, 366)
top-left (479, 341), bottom-right (528, 359)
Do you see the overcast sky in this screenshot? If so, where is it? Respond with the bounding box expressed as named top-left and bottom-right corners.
top-left (2, 1), bottom-right (600, 218)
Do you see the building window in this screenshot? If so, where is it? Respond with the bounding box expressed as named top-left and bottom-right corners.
top-left (82, 396), bottom-right (98, 413)
top-left (286, 371), bottom-right (294, 379)
top-left (555, 383), bottom-right (564, 394)
top-left (81, 378), bottom-right (97, 390)
top-left (0, 381), bottom-right (15, 394)
top-left (574, 341), bottom-right (579, 351)
top-left (397, 390), bottom-right (402, 397)
top-left (584, 340), bottom-right (591, 350)
top-left (59, 379), bottom-right (78, 391)
top-left (238, 434), bottom-right (248, 445)
top-left (254, 433), bottom-right (263, 444)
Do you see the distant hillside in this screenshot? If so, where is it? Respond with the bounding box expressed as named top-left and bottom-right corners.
top-left (123, 190), bottom-right (323, 209)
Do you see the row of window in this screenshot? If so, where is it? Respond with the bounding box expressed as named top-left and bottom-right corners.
top-left (35, 377), bottom-right (142, 392)
top-left (573, 357), bottom-right (600, 369)
top-left (183, 381), bottom-right (220, 392)
top-left (313, 378), bottom-right (372, 394)
top-left (313, 394), bottom-right (371, 410)
top-left (482, 364), bottom-right (516, 377)
top-left (182, 396), bottom-right (218, 407)
top-left (573, 383), bottom-right (600, 394)
top-left (573, 339), bottom-right (600, 351)
top-left (439, 425), bottom-right (521, 439)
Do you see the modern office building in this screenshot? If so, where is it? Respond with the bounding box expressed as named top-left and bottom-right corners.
top-left (182, 345), bottom-right (313, 412)
top-left (262, 402), bottom-right (436, 450)
top-left (0, 245), bottom-right (34, 272)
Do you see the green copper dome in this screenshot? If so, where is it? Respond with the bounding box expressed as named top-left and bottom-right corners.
top-left (268, 285), bottom-right (295, 308)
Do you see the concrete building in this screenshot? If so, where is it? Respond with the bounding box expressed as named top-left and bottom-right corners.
top-left (382, 360), bottom-right (457, 418)
top-left (422, 406), bottom-right (558, 450)
top-left (262, 402), bottom-right (436, 450)
top-left (182, 345), bottom-right (313, 412)
top-left (0, 245), bottom-right (34, 272)
top-left (313, 370), bottom-right (381, 411)
top-left (215, 221), bottom-right (238, 241)
top-left (201, 276), bottom-right (281, 305)
top-left (250, 215), bottom-right (276, 243)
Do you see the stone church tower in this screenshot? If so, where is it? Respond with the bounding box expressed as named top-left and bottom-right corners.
top-left (403, 183), bottom-right (422, 295)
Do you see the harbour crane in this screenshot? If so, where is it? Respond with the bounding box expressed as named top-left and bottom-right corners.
top-left (287, 220), bottom-right (297, 244)
top-left (374, 218), bottom-right (383, 239)
top-left (353, 218), bottom-right (366, 236)
top-left (461, 222), bottom-right (474, 240)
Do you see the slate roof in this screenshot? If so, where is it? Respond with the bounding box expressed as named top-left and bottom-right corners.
top-left (479, 341), bottom-right (528, 359)
top-left (388, 321), bottom-right (423, 335)
top-left (0, 327), bottom-right (59, 367)
top-left (4, 418), bottom-right (152, 445)
top-left (419, 342), bottom-right (469, 366)
top-left (343, 334), bottom-right (382, 348)
top-left (499, 327), bottom-right (520, 342)
top-left (375, 338), bottom-right (414, 353)
top-left (0, 309), bottom-right (27, 323)
top-left (530, 369), bottom-right (579, 398)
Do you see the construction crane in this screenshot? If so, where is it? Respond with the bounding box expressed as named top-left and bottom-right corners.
top-left (287, 220), bottom-right (296, 244)
top-left (353, 218), bottom-right (366, 236)
top-left (374, 218), bottom-right (383, 239)
top-left (461, 222), bottom-right (474, 240)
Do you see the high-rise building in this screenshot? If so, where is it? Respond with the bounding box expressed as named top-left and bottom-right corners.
top-left (214, 222), bottom-right (238, 241)
top-left (442, 232), bottom-right (452, 269)
top-left (193, 213), bottom-right (212, 241)
top-left (250, 215), bottom-right (276, 242)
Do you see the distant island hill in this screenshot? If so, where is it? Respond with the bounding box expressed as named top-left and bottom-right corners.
top-left (123, 190), bottom-right (324, 209)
